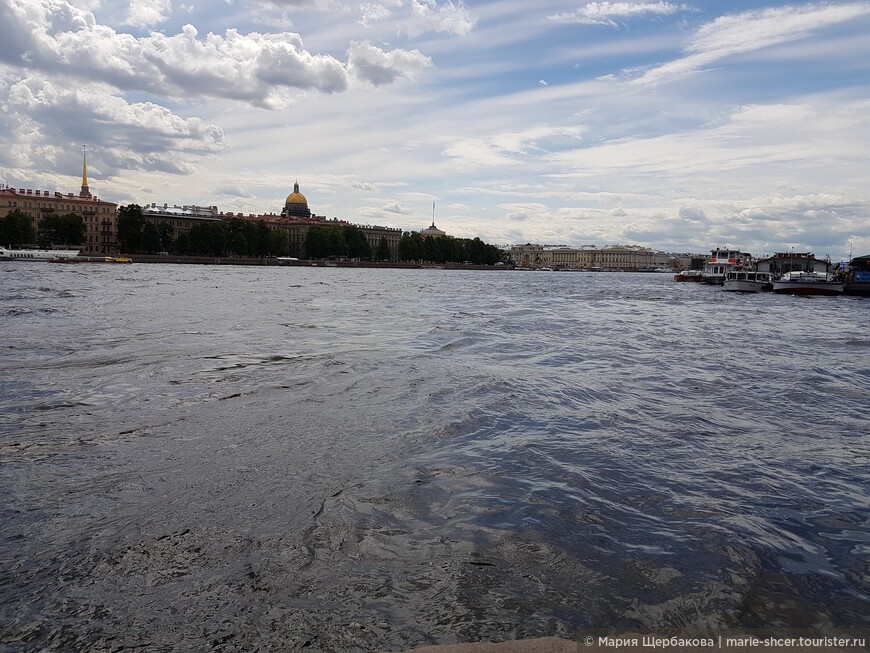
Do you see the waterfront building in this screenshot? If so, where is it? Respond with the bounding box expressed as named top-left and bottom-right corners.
top-left (509, 244), bottom-right (545, 268)
top-left (421, 221), bottom-right (446, 239)
top-left (0, 150), bottom-right (118, 255)
top-left (141, 203), bottom-right (224, 235)
top-left (756, 252), bottom-right (833, 276)
top-left (140, 181), bottom-right (402, 259)
top-left (509, 243), bottom-right (671, 270)
top-left (282, 181), bottom-right (312, 219)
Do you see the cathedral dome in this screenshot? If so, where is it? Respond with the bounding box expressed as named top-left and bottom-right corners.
top-left (286, 188), bottom-right (307, 205)
top-left (282, 180), bottom-right (312, 218)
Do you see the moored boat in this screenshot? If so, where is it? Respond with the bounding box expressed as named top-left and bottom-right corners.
top-left (723, 270), bottom-right (774, 293)
top-left (772, 271), bottom-right (844, 296)
top-left (674, 269), bottom-right (703, 282)
top-left (701, 247), bottom-right (753, 284)
top-left (0, 246), bottom-right (81, 261)
top-left (50, 256), bottom-right (132, 264)
top-left (843, 255), bottom-right (870, 297)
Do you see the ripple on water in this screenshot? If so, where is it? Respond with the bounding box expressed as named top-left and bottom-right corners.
top-left (0, 267), bottom-right (867, 650)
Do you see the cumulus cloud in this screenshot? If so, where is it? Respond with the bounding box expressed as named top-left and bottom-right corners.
top-left (0, 0), bottom-right (434, 107)
top-left (383, 201), bottom-right (414, 214)
top-left (347, 41), bottom-right (431, 85)
top-left (359, 0), bottom-right (401, 26)
top-left (124, 0), bottom-right (171, 28)
top-left (407, 0), bottom-right (476, 36)
top-left (550, 2), bottom-right (691, 27)
top-left (635, 3), bottom-right (870, 85)
top-left (0, 77), bottom-right (228, 175)
top-left (677, 206), bottom-right (706, 224)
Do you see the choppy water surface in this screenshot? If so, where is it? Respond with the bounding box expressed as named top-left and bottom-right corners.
top-left (1, 264), bottom-right (868, 651)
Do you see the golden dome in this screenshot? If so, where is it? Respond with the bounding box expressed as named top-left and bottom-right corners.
top-left (285, 181), bottom-right (307, 206)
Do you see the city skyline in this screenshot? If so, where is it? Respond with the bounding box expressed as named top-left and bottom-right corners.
top-left (1, 0), bottom-right (868, 260)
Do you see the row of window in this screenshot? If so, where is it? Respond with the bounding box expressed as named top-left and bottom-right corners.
top-left (2, 200), bottom-right (112, 213)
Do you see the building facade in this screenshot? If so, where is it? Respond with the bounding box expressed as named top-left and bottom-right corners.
top-left (0, 152), bottom-right (118, 255)
top-left (509, 243), bottom-right (672, 270)
top-left (139, 181), bottom-right (403, 260)
top-left (141, 203), bottom-right (224, 234)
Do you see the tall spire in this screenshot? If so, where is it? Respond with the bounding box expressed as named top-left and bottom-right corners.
top-left (80, 145), bottom-right (91, 198)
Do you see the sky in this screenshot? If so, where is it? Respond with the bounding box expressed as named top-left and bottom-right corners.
top-left (1, 0), bottom-right (869, 259)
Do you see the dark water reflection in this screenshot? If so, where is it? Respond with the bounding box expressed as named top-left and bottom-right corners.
top-left (1, 264), bottom-right (868, 651)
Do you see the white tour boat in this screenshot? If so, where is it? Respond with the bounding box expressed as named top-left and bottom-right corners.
top-left (0, 247), bottom-right (81, 261)
top-left (723, 271), bottom-right (774, 293)
top-left (701, 247), bottom-right (753, 284)
top-left (772, 271), bottom-right (844, 296)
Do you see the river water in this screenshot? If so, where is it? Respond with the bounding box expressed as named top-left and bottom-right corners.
top-left (1, 264), bottom-right (868, 652)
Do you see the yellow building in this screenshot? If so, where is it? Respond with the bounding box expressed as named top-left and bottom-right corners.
top-left (231, 181), bottom-right (402, 259)
top-left (421, 221), bottom-right (446, 238)
top-left (509, 243), bottom-right (672, 270)
top-left (0, 151), bottom-right (118, 255)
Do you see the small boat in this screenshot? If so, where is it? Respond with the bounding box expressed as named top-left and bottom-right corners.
top-left (674, 270), bottom-right (702, 282)
top-left (0, 247), bottom-right (80, 261)
top-left (49, 256), bottom-right (132, 264)
top-left (701, 247), bottom-right (753, 284)
top-left (772, 271), bottom-right (844, 296)
top-left (843, 255), bottom-right (870, 297)
top-left (723, 271), bottom-right (774, 293)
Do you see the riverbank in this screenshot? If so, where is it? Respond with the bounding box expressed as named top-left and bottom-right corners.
top-left (128, 254), bottom-right (511, 270)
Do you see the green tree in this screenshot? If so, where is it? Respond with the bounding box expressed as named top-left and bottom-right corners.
top-left (344, 225), bottom-right (371, 259)
top-left (0, 209), bottom-right (36, 246)
top-left (117, 204), bottom-right (145, 253)
top-left (269, 229), bottom-right (290, 256)
top-left (188, 222), bottom-right (228, 256)
top-left (141, 222), bottom-right (162, 253)
top-left (398, 231), bottom-right (424, 262)
top-left (174, 231), bottom-right (191, 255)
top-left (423, 235), bottom-right (439, 263)
top-left (304, 225), bottom-right (346, 259)
top-left (375, 237), bottom-right (391, 261)
top-left (254, 223), bottom-right (271, 257)
top-left (156, 223), bottom-right (173, 252)
top-left (37, 213), bottom-right (85, 247)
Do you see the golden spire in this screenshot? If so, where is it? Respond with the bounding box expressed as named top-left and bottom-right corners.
top-left (80, 145), bottom-right (91, 197)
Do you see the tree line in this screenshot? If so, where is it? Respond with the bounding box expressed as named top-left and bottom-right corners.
top-left (0, 209), bottom-right (85, 248)
top-left (117, 205), bottom-right (290, 257)
top-left (114, 204), bottom-right (504, 264)
top-left (397, 231), bottom-right (503, 265)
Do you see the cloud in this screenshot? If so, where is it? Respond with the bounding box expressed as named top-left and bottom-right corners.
top-left (407, 0), bottom-right (476, 36)
top-left (213, 185), bottom-right (255, 197)
top-left (443, 124), bottom-right (585, 167)
top-left (359, 0), bottom-right (402, 27)
top-left (550, 2), bottom-right (691, 27)
top-left (678, 206), bottom-right (705, 222)
top-left (347, 40), bottom-right (431, 85)
top-left (1, 77), bottom-right (228, 175)
top-left (382, 201), bottom-right (414, 214)
top-left (635, 3), bottom-right (870, 85)
top-left (0, 0), bottom-right (433, 108)
top-left (354, 0), bottom-right (476, 35)
top-left (124, 0), bottom-right (171, 28)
